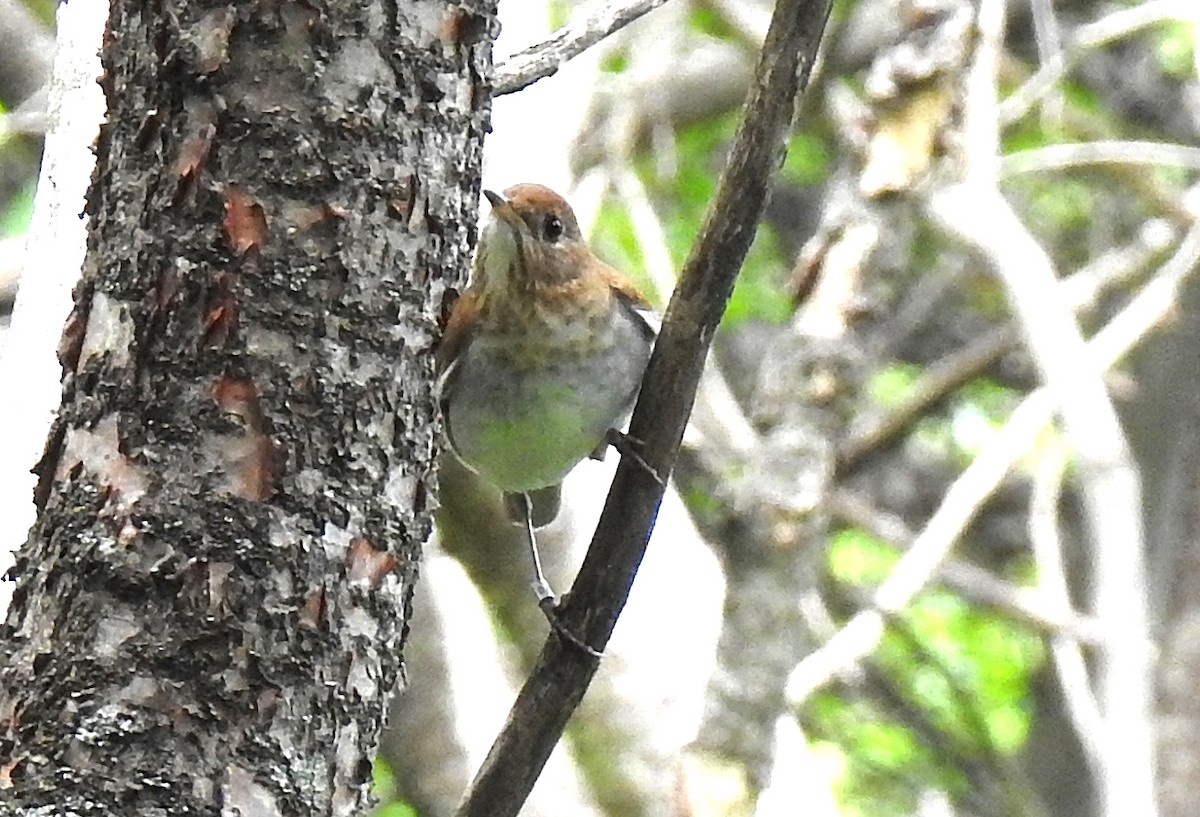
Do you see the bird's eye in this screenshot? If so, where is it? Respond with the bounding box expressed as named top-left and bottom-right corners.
top-left (543, 215), bottom-right (564, 242)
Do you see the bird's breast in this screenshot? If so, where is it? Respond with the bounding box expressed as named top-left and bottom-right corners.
top-left (442, 302), bottom-right (653, 492)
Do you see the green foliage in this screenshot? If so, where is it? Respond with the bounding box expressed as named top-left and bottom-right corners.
top-left (688, 5), bottom-right (737, 40)
top-left (591, 198), bottom-right (649, 298)
top-left (864, 366), bottom-right (1022, 465)
top-left (637, 111), bottom-right (794, 326)
top-left (885, 593), bottom-right (1042, 755)
top-left (1, 180), bottom-right (35, 238)
top-left (816, 529), bottom-right (1044, 815)
top-left (1154, 21), bottom-right (1196, 78)
top-left (865, 362), bottom-right (922, 408)
top-left (547, 0), bottom-right (571, 31)
top-left (828, 527), bottom-right (899, 584)
top-left (0, 93), bottom-right (35, 240)
top-left (810, 694), bottom-right (949, 817)
top-left (371, 756), bottom-right (419, 817)
top-left (600, 49), bottom-right (629, 74)
top-left (781, 130), bottom-right (832, 186)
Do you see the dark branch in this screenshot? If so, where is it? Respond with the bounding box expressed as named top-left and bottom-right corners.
top-left (836, 326), bottom-right (1018, 474)
top-left (454, 0), bottom-right (834, 814)
top-left (492, 0), bottom-right (674, 96)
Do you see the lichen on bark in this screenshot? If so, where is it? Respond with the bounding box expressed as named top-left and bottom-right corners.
top-left (0, 1), bottom-right (496, 814)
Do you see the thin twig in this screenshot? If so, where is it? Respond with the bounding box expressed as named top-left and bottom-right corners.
top-left (1028, 445), bottom-right (1106, 778)
top-left (789, 387), bottom-right (1057, 704)
top-left (939, 0), bottom-right (1155, 809)
top-left (453, 1), bottom-right (834, 814)
top-left (839, 217), bottom-right (1175, 474)
top-left (836, 326), bottom-right (1018, 474)
top-left (1028, 0), bottom-right (1065, 126)
top-left (493, 0), bottom-right (674, 95)
top-left (1002, 140), bottom-right (1200, 177)
top-left (787, 217), bottom-right (1200, 707)
top-left (829, 489), bottom-right (1104, 644)
top-left (999, 0), bottom-right (1193, 126)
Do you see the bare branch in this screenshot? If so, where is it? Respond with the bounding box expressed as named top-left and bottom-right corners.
top-left (789, 386), bottom-right (1058, 705)
top-left (1027, 0), bottom-right (1065, 125)
top-left (936, 0), bottom-right (1156, 808)
top-left (829, 489), bottom-right (1105, 644)
top-left (1002, 140), bottom-right (1200, 177)
top-left (839, 216), bottom-right (1177, 474)
top-left (1028, 446), bottom-right (1106, 778)
top-left (837, 326), bottom-right (1018, 473)
top-left (454, 0), bottom-right (834, 813)
top-left (787, 211), bottom-right (1200, 721)
top-left (1000, 0), bottom-right (1194, 126)
top-left (493, 0), bottom-right (674, 95)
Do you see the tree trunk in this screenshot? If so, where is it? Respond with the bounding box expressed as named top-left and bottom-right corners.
top-left (0, 1), bottom-right (494, 813)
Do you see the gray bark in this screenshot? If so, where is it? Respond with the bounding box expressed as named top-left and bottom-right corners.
top-left (0, 1), bottom-right (495, 814)
top-left (1126, 274), bottom-right (1200, 817)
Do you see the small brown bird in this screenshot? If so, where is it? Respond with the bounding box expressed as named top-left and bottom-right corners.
top-left (438, 183), bottom-right (657, 636)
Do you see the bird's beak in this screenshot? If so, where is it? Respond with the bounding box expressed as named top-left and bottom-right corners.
top-left (483, 189), bottom-right (520, 228)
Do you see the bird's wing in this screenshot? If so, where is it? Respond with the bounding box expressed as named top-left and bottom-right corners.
top-left (601, 264), bottom-right (659, 342)
top-left (435, 287), bottom-right (482, 389)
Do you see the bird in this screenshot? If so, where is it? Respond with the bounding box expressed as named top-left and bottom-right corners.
top-left (437, 183), bottom-right (658, 650)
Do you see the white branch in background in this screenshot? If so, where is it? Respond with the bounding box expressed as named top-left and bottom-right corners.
top-left (1002, 140), bottom-right (1200, 177)
top-left (787, 214), bottom-right (1200, 710)
top-left (787, 385), bottom-right (1059, 704)
top-left (611, 168), bottom-right (676, 300)
top-left (492, 0), bottom-right (674, 95)
top-left (830, 490), bottom-right (1107, 644)
top-left (1028, 0), bottom-right (1065, 124)
top-left (0, 0), bottom-right (109, 618)
top-left (1000, 0), bottom-right (1195, 126)
top-left (1028, 445), bottom-right (1106, 779)
top-left (940, 0), bottom-right (1154, 811)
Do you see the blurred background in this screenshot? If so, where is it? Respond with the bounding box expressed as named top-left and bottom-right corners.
top-left (0, 0), bottom-right (52, 337)
top-left (4, 1), bottom-right (1199, 816)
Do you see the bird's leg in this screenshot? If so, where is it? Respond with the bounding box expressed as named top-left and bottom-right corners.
top-left (513, 491), bottom-right (554, 603)
top-left (511, 492), bottom-right (602, 660)
top-left (600, 428), bottom-right (666, 487)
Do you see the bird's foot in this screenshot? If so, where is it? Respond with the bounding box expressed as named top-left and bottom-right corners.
top-left (533, 586), bottom-right (602, 660)
top-left (604, 428), bottom-right (666, 487)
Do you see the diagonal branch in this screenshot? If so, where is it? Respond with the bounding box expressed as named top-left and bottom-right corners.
top-left (453, 0), bottom-right (834, 814)
top-left (493, 0), bottom-right (674, 95)
top-left (999, 0), bottom-right (1193, 126)
top-left (1001, 140), bottom-right (1200, 176)
top-left (786, 215), bottom-right (1200, 707)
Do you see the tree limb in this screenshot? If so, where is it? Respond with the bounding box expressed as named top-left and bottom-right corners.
top-left (454, 0), bottom-right (834, 814)
top-left (493, 0), bottom-right (674, 95)
top-left (786, 213), bottom-right (1200, 708)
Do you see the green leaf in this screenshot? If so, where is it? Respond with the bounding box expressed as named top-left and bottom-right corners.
top-left (781, 130), bottom-right (832, 186)
top-left (1155, 21), bottom-right (1196, 78)
top-left (827, 529), bottom-right (898, 585)
top-left (0, 180), bottom-right (36, 238)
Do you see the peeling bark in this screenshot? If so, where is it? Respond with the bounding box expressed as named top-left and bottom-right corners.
top-left (0, 1), bottom-right (495, 814)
